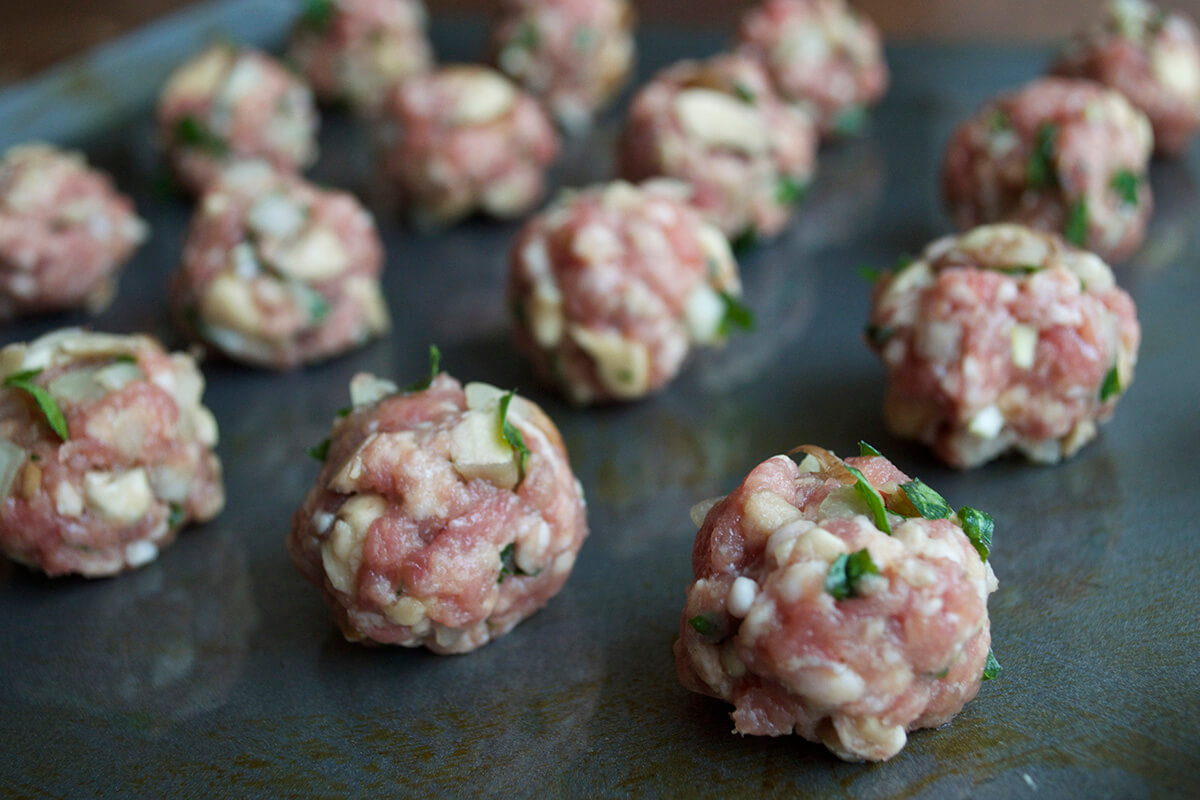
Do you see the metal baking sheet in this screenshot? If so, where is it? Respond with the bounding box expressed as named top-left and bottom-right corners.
top-left (1, 2), bottom-right (1198, 796)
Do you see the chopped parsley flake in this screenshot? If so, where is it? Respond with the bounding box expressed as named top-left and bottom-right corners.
top-left (958, 506), bottom-right (994, 562)
top-left (1110, 169), bottom-right (1141, 207)
top-left (113, 354), bottom-right (138, 364)
top-left (168, 503), bottom-right (187, 529)
top-left (858, 441), bottom-right (882, 457)
top-left (775, 175), bottom-right (807, 206)
top-left (307, 291), bottom-right (330, 323)
top-left (845, 464), bottom-right (890, 534)
top-left (731, 227), bottom-right (758, 253)
top-left (306, 437), bottom-right (330, 462)
top-left (405, 345), bottom-right (442, 392)
top-left (174, 115), bottom-right (227, 155)
top-left (688, 615), bottom-right (718, 636)
top-left (718, 291), bottom-right (755, 337)
top-left (733, 81), bottom-right (757, 104)
top-left (4, 369), bottom-right (68, 441)
top-left (982, 649), bottom-right (1002, 681)
top-left (514, 22), bottom-right (540, 50)
top-left (825, 548), bottom-right (880, 601)
top-left (901, 479), bottom-right (952, 520)
top-left (1099, 365), bottom-right (1121, 401)
top-left (832, 105), bottom-right (868, 137)
top-left (1027, 122), bottom-right (1059, 190)
top-left (300, 0), bottom-right (335, 30)
top-left (995, 264), bottom-right (1041, 276)
top-left (857, 264), bottom-right (883, 282)
top-left (498, 542), bottom-right (535, 582)
top-left (499, 392), bottom-right (530, 488)
top-left (1065, 197), bottom-right (1089, 247)
top-left (865, 324), bottom-right (894, 346)
top-left (335, 406), bottom-right (352, 418)
top-left (986, 108), bottom-right (1011, 133)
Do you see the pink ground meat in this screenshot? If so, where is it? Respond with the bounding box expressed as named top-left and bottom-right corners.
top-left (488, 0), bottom-right (635, 132)
top-left (675, 446), bottom-right (998, 762)
top-left (0, 143), bottom-right (147, 320)
top-left (289, 371), bottom-right (589, 654)
top-left (941, 77), bottom-right (1153, 262)
top-left (507, 180), bottom-right (745, 404)
top-left (866, 224), bottom-right (1140, 468)
top-left (157, 44), bottom-right (319, 195)
top-left (618, 53), bottom-right (818, 240)
top-left (171, 161), bottom-right (389, 370)
top-left (0, 329), bottom-right (224, 577)
top-left (736, 0), bottom-right (889, 139)
top-left (376, 65), bottom-right (561, 227)
top-left (1052, 0), bottom-right (1200, 156)
top-left (289, 0), bottom-right (433, 115)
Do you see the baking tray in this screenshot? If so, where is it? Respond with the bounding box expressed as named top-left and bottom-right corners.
top-left (1, 1), bottom-right (1198, 796)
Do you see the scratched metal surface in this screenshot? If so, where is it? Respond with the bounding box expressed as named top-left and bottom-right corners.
top-left (1, 1), bottom-right (1198, 797)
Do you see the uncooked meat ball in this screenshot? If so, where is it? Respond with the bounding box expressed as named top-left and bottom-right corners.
top-left (941, 77), bottom-right (1153, 262)
top-left (0, 143), bottom-right (147, 320)
top-left (171, 161), bottom-right (389, 370)
top-left (376, 65), bottom-right (561, 227)
top-left (1052, 0), bottom-right (1200, 156)
top-left (487, 0), bottom-right (635, 132)
top-left (507, 180), bottom-right (748, 404)
top-left (157, 44), bottom-right (319, 195)
top-left (737, 0), bottom-right (889, 139)
top-left (618, 53), bottom-right (818, 240)
top-left (865, 224), bottom-right (1140, 468)
top-left (288, 367), bottom-right (589, 654)
top-left (676, 445), bottom-right (998, 762)
top-left (0, 329), bottom-right (224, 577)
top-left (288, 0), bottom-right (433, 115)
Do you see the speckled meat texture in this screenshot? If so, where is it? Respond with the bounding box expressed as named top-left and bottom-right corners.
top-left (507, 180), bottom-right (743, 404)
top-left (289, 372), bottom-right (588, 654)
top-left (736, 0), bottom-right (889, 139)
top-left (0, 329), bottom-right (224, 577)
top-left (171, 161), bottom-right (389, 370)
top-left (941, 77), bottom-right (1153, 262)
top-left (618, 53), bottom-right (818, 240)
top-left (866, 224), bottom-right (1140, 468)
top-left (0, 143), bottom-right (147, 320)
top-left (376, 65), bottom-right (561, 228)
top-left (289, 0), bottom-right (433, 115)
top-left (157, 44), bottom-right (319, 195)
top-left (1052, 0), bottom-right (1200, 156)
top-left (488, 0), bottom-right (635, 132)
top-left (675, 447), bottom-right (998, 762)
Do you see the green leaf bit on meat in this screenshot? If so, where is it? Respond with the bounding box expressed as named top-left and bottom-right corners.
top-left (718, 291), bottom-right (755, 337)
top-left (995, 264), bottom-right (1042, 276)
top-left (825, 548), bottom-right (880, 601)
top-left (168, 503), bottom-right (187, 529)
top-left (958, 506), bottom-right (994, 562)
top-left (733, 80), bottom-right (756, 104)
top-left (901, 479), bottom-right (952, 519)
top-left (688, 615), bottom-right (719, 636)
top-left (775, 175), bottom-right (807, 206)
top-left (514, 22), bottom-right (540, 50)
top-left (1110, 169), bottom-right (1141, 207)
top-left (832, 105), bottom-right (868, 137)
top-left (858, 441), bottom-right (882, 457)
top-left (300, 0), bottom-right (336, 30)
top-left (499, 392), bottom-right (530, 487)
top-left (174, 116), bottom-right (227, 155)
top-left (307, 291), bottom-right (330, 324)
top-left (731, 227), bottom-right (758, 253)
top-left (982, 649), bottom-right (1002, 681)
top-left (405, 345), bottom-right (442, 392)
top-left (3, 369), bottom-right (68, 441)
top-left (845, 464), bottom-right (891, 534)
top-left (1027, 122), bottom-right (1059, 189)
top-left (306, 437), bottom-right (330, 462)
top-left (498, 542), bottom-right (535, 583)
top-left (1065, 197), bottom-right (1089, 247)
top-left (865, 324), bottom-right (894, 346)
top-left (1099, 364), bottom-right (1121, 401)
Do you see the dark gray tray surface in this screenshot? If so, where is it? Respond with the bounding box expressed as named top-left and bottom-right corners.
top-left (1, 2), bottom-right (1198, 796)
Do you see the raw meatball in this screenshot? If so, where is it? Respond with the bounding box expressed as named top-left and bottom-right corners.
top-left (157, 44), bottom-right (319, 195)
top-left (618, 53), bottom-right (818, 240)
top-left (675, 445), bottom-right (998, 762)
top-left (488, 0), bottom-right (635, 132)
top-left (507, 180), bottom-right (746, 404)
top-left (941, 77), bottom-right (1153, 262)
top-left (736, 0), bottom-right (889, 139)
top-left (0, 143), bottom-right (147, 320)
top-left (0, 329), bottom-right (224, 577)
top-left (288, 370), bottom-right (589, 654)
top-left (288, 0), bottom-right (433, 115)
top-left (171, 161), bottom-right (389, 370)
top-left (865, 224), bottom-right (1140, 468)
top-left (1052, 0), bottom-right (1200, 156)
top-left (376, 65), bottom-right (561, 227)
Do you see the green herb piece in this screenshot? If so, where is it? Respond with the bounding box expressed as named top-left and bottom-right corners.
top-left (308, 291), bottom-right (330, 323)
top-left (845, 464), bottom-right (890, 534)
top-left (986, 108), bottom-right (1011, 133)
top-left (892, 254), bottom-right (916, 275)
top-left (733, 80), bottom-right (757, 104)
top-left (152, 170), bottom-right (181, 201)
top-left (1027, 122), bottom-right (1059, 189)
top-left (718, 291), bottom-right (755, 337)
top-left (335, 406), bottom-right (353, 418)
top-left (1110, 169), bottom-right (1141, 207)
top-left (4, 369), bottom-right (68, 441)
top-left (958, 506), bottom-right (994, 562)
top-left (865, 324), bottom-right (894, 346)
top-left (832, 105), bottom-right (868, 137)
top-left (498, 542), bottom-right (534, 582)
top-left (935, 667), bottom-right (950, 679)
top-left (731, 227), bottom-right (758, 253)
top-left (112, 354), bottom-right (138, 364)
top-left (775, 175), bottom-right (807, 206)
top-left (982, 649), bottom-right (1002, 681)
top-left (901, 479), bottom-right (952, 519)
top-left (168, 503), bottom-right (187, 529)
top-left (300, 0), bottom-right (335, 30)
top-left (174, 116), bottom-right (227, 155)
top-left (405, 345), bottom-right (442, 392)
top-left (499, 392), bottom-right (530, 487)
top-left (572, 25), bottom-right (596, 50)
top-left (1065, 197), bottom-right (1089, 247)
top-left (824, 548), bottom-right (880, 600)
top-left (307, 437), bottom-right (330, 462)
top-left (688, 615), bottom-right (718, 636)
top-left (858, 441), bottom-right (882, 457)
top-left (514, 21), bottom-right (540, 50)
top-left (1099, 364), bottom-right (1121, 401)
top-left (995, 264), bottom-right (1041, 276)
top-left (857, 264), bottom-right (882, 282)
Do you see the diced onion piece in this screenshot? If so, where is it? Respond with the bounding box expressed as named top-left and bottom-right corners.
top-left (449, 409), bottom-right (519, 489)
top-left (83, 468), bottom-right (154, 524)
top-left (1010, 324), bottom-right (1037, 369)
top-left (0, 441), bottom-right (26, 499)
top-left (690, 497), bottom-right (720, 527)
top-left (47, 368), bottom-right (106, 403)
top-left (967, 405), bottom-right (1005, 439)
top-left (674, 89), bottom-right (769, 154)
top-left (349, 373), bottom-right (398, 407)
